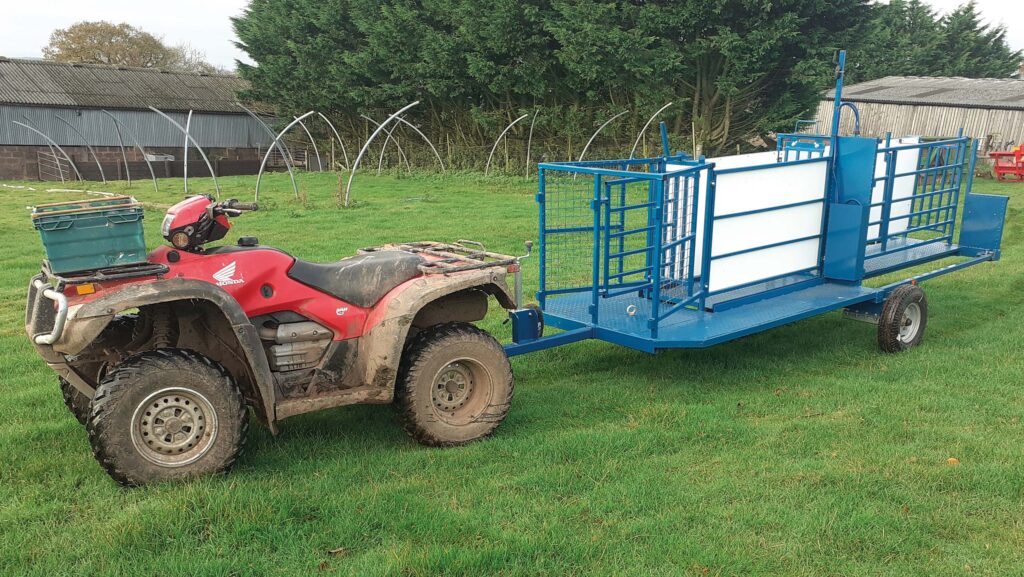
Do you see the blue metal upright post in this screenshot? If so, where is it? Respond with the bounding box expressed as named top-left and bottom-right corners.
top-left (537, 169), bottom-right (547, 307)
top-left (591, 175), bottom-right (602, 324)
top-left (698, 173), bottom-right (717, 311)
top-left (830, 50), bottom-right (847, 138)
top-left (649, 177), bottom-right (665, 338)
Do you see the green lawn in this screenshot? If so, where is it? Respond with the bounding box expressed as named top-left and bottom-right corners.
top-left (0, 171), bottom-right (1021, 576)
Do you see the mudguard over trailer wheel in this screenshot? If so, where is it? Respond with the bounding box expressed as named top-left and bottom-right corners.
top-left (87, 349), bottom-right (248, 486)
top-left (396, 323), bottom-right (514, 446)
top-left (878, 285), bottom-right (928, 353)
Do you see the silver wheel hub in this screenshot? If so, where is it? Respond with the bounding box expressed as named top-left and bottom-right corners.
top-left (131, 387), bottom-right (218, 468)
top-left (433, 363), bottom-right (474, 412)
top-left (899, 302), bottom-right (922, 343)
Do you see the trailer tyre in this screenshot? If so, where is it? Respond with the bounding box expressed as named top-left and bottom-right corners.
top-left (87, 349), bottom-right (248, 486)
top-left (59, 377), bottom-right (91, 426)
top-left (878, 284), bottom-right (928, 353)
top-left (395, 323), bottom-right (514, 447)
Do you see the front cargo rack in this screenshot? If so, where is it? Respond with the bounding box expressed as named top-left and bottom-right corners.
top-left (361, 241), bottom-right (517, 274)
top-left (42, 260), bottom-right (169, 287)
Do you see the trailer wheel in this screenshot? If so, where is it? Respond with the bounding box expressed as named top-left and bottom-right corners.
top-left (87, 349), bottom-right (248, 486)
top-left (59, 377), bottom-right (91, 425)
top-left (395, 323), bottom-right (514, 447)
top-left (878, 284), bottom-right (928, 353)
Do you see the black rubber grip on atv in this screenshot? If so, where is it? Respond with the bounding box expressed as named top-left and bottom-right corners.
top-left (225, 200), bottom-right (258, 211)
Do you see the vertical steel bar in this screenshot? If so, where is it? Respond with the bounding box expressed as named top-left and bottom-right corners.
top-left (649, 177), bottom-right (665, 338)
top-left (538, 168), bottom-right (547, 308)
top-left (699, 173), bottom-right (717, 310)
top-left (602, 182), bottom-right (612, 295)
top-left (880, 150), bottom-right (896, 251)
top-left (686, 169), bottom-right (701, 299)
top-left (591, 175), bottom-right (602, 325)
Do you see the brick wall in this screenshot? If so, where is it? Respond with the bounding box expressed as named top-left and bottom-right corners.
top-left (0, 145), bottom-right (264, 181)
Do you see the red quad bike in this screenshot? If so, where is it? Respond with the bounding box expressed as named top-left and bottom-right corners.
top-left (26, 195), bottom-right (534, 485)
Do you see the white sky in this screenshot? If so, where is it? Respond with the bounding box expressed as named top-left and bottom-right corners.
top-left (0, 0), bottom-right (1021, 72)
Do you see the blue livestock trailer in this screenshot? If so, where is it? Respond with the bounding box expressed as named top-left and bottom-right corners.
top-left (504, 51), bottom-right (1009, 356)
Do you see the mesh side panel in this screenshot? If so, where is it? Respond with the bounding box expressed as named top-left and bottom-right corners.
top-left (540, 159), bottom-right (709, 334)
top-left (542, 170), bottom-right (597, 295)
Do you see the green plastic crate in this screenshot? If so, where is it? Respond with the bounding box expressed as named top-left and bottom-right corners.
top-left (31, 196), bottom-right (147, 274)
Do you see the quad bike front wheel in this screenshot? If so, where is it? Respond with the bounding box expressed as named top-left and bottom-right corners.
top-left (59, 377), bottom-right (91, 425)
top-left (878, 284), bottom-right (928, 353)
top-left (87, 349), bottom-right (248, 486)
top-left (396, 323), bottom-right (514, 446)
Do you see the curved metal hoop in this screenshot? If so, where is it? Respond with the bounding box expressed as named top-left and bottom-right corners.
top-left (629, 102), bottom-right (674, 159)
top-left (235, 102), bottom-right (298, 198)
top-left (101, 110), bottom-right (159, 193)
top-left (361, 115), bottom-right (410, 175)
top-left (295, 116), bottom-right (323, 172)
top-left (254, 111), bottom-right (317, 201)
top-left (183, 110), bottom-right (192, 193)
top-left (12, 121), bottom-right (83, 181)
top-left (148, 107), bottom-right (221, 197)
top-left (579, 110), bottom-right (629, 162)
top-left (525, 110), bottom-right (538, 177)
top-left (393, 116), bottom-right (445, 172)
top-left (344, 101), bottom-right (420, 207)
top-left (485, 113), bottom-right (529, 176)
top-left (54, 115), bottom-right (106, 183)
top-left (316, 113), bottom-right (350, 169)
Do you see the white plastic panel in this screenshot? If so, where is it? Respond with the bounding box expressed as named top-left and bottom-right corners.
top-left (711, 202), bottom-right (824, 257)
top-left (869, 137), bottom-right (920, 240)
top-left (668, 158), bottom-right (828, 291)
top-left (708, 238), bottom-right (820, 293)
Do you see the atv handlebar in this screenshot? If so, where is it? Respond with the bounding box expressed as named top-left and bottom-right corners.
top-left (221, 199), bottom-right (258, 212)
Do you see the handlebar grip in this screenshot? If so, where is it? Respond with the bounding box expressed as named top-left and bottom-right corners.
top-left (224, 200), bottom-right (258, 211)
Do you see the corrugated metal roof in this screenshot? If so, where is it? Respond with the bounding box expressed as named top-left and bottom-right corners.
top-left (826, 76), bottom-right (1024, 111)
top-left (0, 57), bottom-right (248, 113)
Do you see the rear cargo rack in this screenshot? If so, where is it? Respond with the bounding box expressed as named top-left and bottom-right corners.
top-left (361, 241), bottom-right (516, 274)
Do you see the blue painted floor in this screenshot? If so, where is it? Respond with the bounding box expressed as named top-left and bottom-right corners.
top-left (544, 282), bottom-right (878, 352)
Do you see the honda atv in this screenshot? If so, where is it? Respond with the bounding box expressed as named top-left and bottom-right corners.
top-left (26, 194), bottom-right (529, 485)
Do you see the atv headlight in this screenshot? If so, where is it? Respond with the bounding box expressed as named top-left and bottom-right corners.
top-left (161, 213), bottom-right (174, 237)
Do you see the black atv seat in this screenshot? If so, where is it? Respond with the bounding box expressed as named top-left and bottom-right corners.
top-left (287, 250), bottom-right (427, 308)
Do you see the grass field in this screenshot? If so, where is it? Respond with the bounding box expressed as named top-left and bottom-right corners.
top-left (0, 170), bottom-right (1021, 576)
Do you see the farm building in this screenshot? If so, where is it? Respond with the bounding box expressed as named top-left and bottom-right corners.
top-left (814, 76), bottom-right (1024, 151)
top-left (0, 57), bottom-right (279, 181)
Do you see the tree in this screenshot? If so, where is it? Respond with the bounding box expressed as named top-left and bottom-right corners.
top-left (43, 21), bottom-right (219, 74)
top-left (933, 1), bottom-right (1022, 78)
top-left (850, 0), bottom-right (1021, 81)
top-left (233, 0), bottom-right (874, 160)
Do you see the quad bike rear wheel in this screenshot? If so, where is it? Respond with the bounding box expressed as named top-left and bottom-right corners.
top-left (395, 323), bottom-right (514, 446)
top-left (87, 349), bottom-right (247, 486)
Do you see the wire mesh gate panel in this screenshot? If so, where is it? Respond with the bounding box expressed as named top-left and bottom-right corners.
top-left (538, 156), bottom-right (712, 338)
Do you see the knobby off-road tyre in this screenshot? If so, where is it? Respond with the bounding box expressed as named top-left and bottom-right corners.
top-left (395, 323), bottom-right (514, 447)
top-left (87, 349), bottom-right (248, 486)
top-left (59, 377), bottom-right (91, 426)
top-left (58, 314), bottom-right (141, 426)
top-left (878, 284), bottom-right (928, 353)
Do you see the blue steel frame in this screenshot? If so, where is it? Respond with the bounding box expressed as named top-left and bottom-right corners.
top-left (504, 50), bottom-right (1008, 357)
